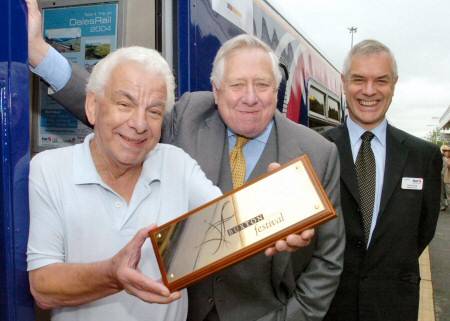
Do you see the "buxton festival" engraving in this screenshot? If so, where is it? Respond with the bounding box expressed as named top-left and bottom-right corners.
top-left (254, 212), bottom-right (285, 236)
top-left (227, 214), bottom-right (265, 236)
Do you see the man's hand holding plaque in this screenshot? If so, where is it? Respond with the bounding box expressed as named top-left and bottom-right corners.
top-left (149, 155), bottom-right (336, 291)
top-left (264, 227), bottom-right (315, 256)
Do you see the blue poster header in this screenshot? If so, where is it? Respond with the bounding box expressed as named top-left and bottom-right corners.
top-left (43, 3), bottom-right (117, 37)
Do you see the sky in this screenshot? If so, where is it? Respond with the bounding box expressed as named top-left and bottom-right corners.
top-left (268, 0), bottom-right (450, 139)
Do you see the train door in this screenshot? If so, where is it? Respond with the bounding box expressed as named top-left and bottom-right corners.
top-left (0, 0), bottom-right (33, 321)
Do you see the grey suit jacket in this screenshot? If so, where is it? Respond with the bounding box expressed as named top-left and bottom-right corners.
top-left (50, 66), bottom-right (345, 321)
top-left (164, 91), bottom-right (345, 321)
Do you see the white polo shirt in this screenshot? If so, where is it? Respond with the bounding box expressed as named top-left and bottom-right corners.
top-left (27, 133), bottom-right (221, 321)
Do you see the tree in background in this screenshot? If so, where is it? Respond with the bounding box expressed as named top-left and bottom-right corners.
top-left (425, 127), bottom-right (445, 147)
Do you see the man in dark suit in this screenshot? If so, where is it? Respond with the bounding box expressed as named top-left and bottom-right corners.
top-left (26, 2), bottom-right (345, 319)
top-left (323, 39), bottom-right (441, 321)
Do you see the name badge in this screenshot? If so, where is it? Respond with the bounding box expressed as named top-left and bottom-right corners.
top-left (401, 177), bottom-right (423, 190)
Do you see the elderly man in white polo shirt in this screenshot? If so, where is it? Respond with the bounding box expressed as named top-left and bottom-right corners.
top-left (26, 47), bottom-right (223, 321)
top-left (27, 44), bottom-right (310, 321)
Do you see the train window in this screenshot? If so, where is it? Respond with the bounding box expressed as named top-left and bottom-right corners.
top-left (309, 86), bottom-right (325, 116)
top-left (327, 97), bottom-right (340, 122)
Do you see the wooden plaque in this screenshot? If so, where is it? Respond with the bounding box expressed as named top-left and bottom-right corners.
top-left (149, 155), bottom-right (336, 291)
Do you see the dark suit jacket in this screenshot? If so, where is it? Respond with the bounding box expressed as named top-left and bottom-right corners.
top-left (323, 123), bottom-right (441, 321)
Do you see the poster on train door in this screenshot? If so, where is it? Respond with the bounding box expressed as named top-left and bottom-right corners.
top-left (36, 2), bottom-right (118, 150)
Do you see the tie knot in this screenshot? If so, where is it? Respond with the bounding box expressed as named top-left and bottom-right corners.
top-left (361, 131), bottom-right (374, 143)
top-left (235, 135), bottom-right (250, 149)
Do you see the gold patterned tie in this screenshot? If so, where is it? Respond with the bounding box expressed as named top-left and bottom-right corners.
top-left (230, 135), bottom-right (250, 189)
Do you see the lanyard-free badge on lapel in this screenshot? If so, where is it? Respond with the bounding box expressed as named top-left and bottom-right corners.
top-left (401, 177), bottom-right (423, 190)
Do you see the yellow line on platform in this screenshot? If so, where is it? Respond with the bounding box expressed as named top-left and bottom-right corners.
top-left (419, 247), bottom-right (435, 321)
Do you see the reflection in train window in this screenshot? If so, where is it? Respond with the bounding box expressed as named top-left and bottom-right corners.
top-left (327, 97), bottom-right (340, 121)
top-left (309, 86), bottom-right (325, 116)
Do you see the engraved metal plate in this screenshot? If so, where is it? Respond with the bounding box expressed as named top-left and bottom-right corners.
top-left (149, 155), bottom-right (336, 291)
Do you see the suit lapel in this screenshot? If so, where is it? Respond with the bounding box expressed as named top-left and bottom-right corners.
top-left (328, 125), bottom-right (360, 204)
top-left (370, 125), bottom-right (408, 245)
top-left (196, 110), bottom-right (226, 186)
top-left (378, 125), bottom-right (408, 214)
top-left (274, 111), bottom-right (303, 163)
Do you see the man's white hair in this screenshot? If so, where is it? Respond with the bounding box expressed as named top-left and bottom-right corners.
top-left (86, 46), bottom-right (175, 111)
top-left (343, 39), bottom-right (398, 81)
top-left (210, 34), bottom-right (282, 89)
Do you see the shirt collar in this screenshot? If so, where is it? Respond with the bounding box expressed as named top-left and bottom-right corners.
top-left (140, 144), bottom-right (163, 185)
top-left (346, 116), bottom-right (387, 148)
top-left (73, 133), bottom-right (102, 185)
top-left (227, 120), bottom-right (274, 144)
top-left (73, 133), bottom-right (161, 185)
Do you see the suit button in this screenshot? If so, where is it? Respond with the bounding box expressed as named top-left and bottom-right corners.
top-left (356, 240), bottom-right (364, 248)
top-left (208, 297), bottom-right (214, 305)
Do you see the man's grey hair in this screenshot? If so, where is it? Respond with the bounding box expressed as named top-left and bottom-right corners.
top-left (86, 46), bottom-right (175, 111)
top-left (343, 39), bottom-right (398, 81)
top-left (210, 34), bottom-right (282, 89)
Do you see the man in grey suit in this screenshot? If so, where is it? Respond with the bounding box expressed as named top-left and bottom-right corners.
top-left (27, 2), bottom-right (345, 319)
top-left (162, 36), bottom-right (344, 321)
